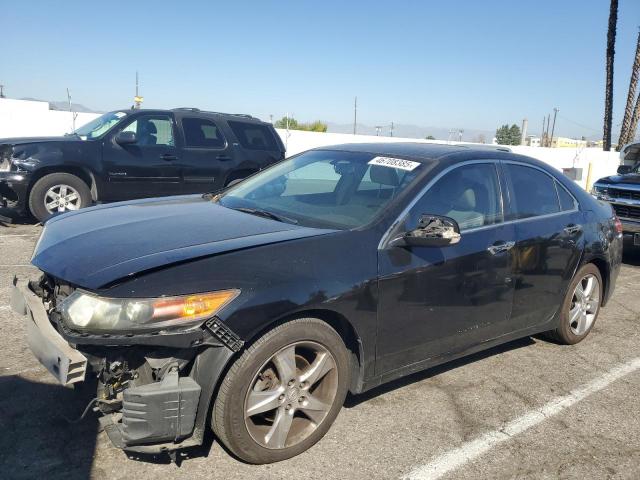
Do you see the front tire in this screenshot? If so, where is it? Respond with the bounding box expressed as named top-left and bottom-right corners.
top-left (28, 173), bottom-right (92, 223)
top-left (212, 318), bottom-right (350, 464)
top-left (547, 263), bottom-right (603, 345)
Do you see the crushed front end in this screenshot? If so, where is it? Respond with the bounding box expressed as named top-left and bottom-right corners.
top-left (11, 273), bottom-right (242, 455)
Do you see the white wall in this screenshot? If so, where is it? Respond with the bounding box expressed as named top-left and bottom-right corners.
top-left (0, 98), bottom-right (100, 138)
top-left (0, 98), bottom-right (620, 190)
top-left (276, 128), bottom-right (621, 190)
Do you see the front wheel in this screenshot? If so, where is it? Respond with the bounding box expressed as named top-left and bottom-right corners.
top-left (212, 318), bottom-right (350, 464)
top-left (29, 173), bottom-right (92, 223)
top-left (546, 263), bottom-right (603, 345)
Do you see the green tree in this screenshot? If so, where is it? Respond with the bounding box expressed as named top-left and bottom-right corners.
top-left (495, 124), bottom-right (521, 145)
top-left (425, 135), bottom-right (436, 140)
top-left (274, 116), bottom-right (299, 129)
top-left (274, 116), bottom-right (327, 132)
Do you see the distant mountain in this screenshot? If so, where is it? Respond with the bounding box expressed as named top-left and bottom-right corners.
top-left (327, 122), bottom-right (495, 143)
top-left (20, 97), bottom-right (100, 113)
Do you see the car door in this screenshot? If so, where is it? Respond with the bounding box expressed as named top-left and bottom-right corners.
top-left (101, 113), bottom-right (182, 201)
top-left (501, 161), bottom-right (584, 332)
top-left (177, 115), bottom-right (233, 194)
top-left (376, 161), bottom-right (516, 375)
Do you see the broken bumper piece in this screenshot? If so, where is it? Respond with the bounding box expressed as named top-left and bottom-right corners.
top-left (100, 368), bottom-right (202, 453)
top-left (11, 275), bottom-right (87, 385)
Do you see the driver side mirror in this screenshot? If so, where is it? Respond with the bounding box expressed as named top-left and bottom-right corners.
top-left (390, 215), bottom-right (461, 248)
top-left (115, 131), bottom-right (137, 145)
top-left (617, 165), bottom-right (633, 175)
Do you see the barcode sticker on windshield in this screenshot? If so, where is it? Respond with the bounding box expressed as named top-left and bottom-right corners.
top-left (368, 156), bottom-right (421, 171)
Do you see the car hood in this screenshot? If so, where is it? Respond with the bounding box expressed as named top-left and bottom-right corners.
top-left (32, 195), bottom-right (335, 290)
top-left (595, 173), bottom-right (640, 186)
top-left (0, 136), bottom-right (78, 146)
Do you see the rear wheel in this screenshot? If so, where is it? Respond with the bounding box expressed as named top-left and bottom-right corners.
top-left (212, 318), bottom-right (350, 464)
top-left (29, 173), bottom-right (91, 223)
top-left (547, 263), bottom-right (603, 344)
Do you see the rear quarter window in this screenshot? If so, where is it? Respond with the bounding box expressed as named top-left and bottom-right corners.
top-left (228, 121), bottom-right (278, 151)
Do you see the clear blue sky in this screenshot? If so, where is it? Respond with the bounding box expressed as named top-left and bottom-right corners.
top-left (3, 0), bottom-right (640, 139)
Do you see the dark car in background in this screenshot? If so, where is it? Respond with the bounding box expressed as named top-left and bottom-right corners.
top-left (0, 108), bottom-right (285, 222)
top-left (12, 143), bottom-right (622, 463)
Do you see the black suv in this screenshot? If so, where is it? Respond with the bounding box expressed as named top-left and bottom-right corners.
top-left (0, 108), bottom-right (285, 222)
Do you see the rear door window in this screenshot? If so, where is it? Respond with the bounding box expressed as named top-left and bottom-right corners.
top-left (504, 164), bottom-right (560, 219)
top-left (228, 121), bottom-right (278, 150)
top-left (182, 117), bottom-right (226, 148)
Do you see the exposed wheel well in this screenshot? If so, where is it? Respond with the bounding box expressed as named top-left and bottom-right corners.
top-left (588, 257), bottom-right (610, 306)
top-left (224, 168), bottom-right (258, 187)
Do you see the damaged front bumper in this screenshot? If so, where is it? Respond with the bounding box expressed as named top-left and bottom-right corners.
top-left (0, 171), bottom-right (30, 211)
top-left (11, 275), bottom-right (241, 455)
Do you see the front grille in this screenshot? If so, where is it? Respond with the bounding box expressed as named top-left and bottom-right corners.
top-left (612, 204), bottom-right (640, 220)
top-left (608, 188), bottom-right (640, 201)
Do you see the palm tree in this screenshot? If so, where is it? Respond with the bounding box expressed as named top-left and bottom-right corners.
top-left (618, 29), bottom-right (640, 150)
top-left (603, 0), bottom-right (618, 151)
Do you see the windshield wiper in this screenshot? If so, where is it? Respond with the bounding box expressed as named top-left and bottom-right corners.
top-left (233, 207), bottom-right (298, 224)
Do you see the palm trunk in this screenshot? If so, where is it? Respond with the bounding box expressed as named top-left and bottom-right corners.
top-left (628, 91), bottom-right (640, 143)
top-left (603, 0), bottom-right (618, 151)
top-left (618, 29), bottom-right (640, 149)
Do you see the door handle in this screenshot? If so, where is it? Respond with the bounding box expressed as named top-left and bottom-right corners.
top-left (487, 240), bottom-right (515, 255)
top-left (564, 224), bottom-right (582, 235)
top-left (216, 155), bottom-right (232, 161)
top-left (160, 153), bottom-right (178, 161)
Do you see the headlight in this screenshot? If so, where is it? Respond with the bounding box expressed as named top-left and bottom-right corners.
top-left (591, 185), bottom-right (611, 200)
top-left (61, 289), bottom-right (240, 332)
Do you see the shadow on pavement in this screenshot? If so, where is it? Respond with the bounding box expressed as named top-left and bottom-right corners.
top-left (622, 239), bottom-right (640, 267)
top-left (344, 337), bottom-right (535, 408)
top-left (0, 207), bottom-right (36, 227)
top-left (0, 375), bottom-right (98, 479)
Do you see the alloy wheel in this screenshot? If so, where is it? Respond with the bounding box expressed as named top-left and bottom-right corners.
top-left (44, 184), bottom-right (81, 214)
top-left (568, 273), bottom-right (600, 335)
top-left (244, 341), bottom-right (339, 450)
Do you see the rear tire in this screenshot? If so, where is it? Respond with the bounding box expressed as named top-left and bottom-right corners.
top-left (28, 173), bottom-right (92, 223)
top-left (212, 318), bottom-right (350, 464)
top-left (546, 263), bottom-right (603, 345)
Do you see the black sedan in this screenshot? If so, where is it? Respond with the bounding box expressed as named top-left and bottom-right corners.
top-left (12, 143), bottom-right (622, 464)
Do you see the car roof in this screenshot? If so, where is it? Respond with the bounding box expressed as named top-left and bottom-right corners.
top-left (109, 108), bottom-right (266, 124)
top-left (313, 142), bottom-right (511, 161)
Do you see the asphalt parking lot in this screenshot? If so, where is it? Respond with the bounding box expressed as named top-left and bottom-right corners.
top-left (1, 212), bottom-right (639, 480)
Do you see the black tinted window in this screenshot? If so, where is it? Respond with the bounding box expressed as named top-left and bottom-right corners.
top-left (228, 121), bottom-right (278, 150)
top-left (408, 163), bottom-right (503, 231)
top-left (556, 182), bottom-right (577, 211)
top-left (505, 164), bottom-right (559, 219)
top-left (182, 118), bottom-right (225, 148)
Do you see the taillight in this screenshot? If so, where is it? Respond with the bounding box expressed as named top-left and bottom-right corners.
top-left (614, 216), bottom-right (623, 234)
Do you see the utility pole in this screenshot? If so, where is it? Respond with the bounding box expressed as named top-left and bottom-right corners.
top-left (133, 71), bottom-right (143, 109)
top-left (544, 113), bottom-right (551, 147)
top-left (269, 114), bottom-right (273, 124)
top-left (521, 118), bottom-right (528, 145)
top-left (0, 85), bottom-right (4, 98)
top-left (67, 88), bottom-right (78, 133)
top-left (390, 121), bottom-right (394, 137)
top-left (353, 96), bottom-right (357, 135)
top-left (549, 107), bottom-right (559, 148)
top-left (541, 117), bottom-right (546, 147)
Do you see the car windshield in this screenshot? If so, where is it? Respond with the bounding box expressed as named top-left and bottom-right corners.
top-left (218, 150), bottom-right (423, 229)
top-left (74, 111), bottom-right (128, 140)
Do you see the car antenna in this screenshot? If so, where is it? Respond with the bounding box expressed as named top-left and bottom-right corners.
top-left (67, 88), bottom-right (78, 133)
